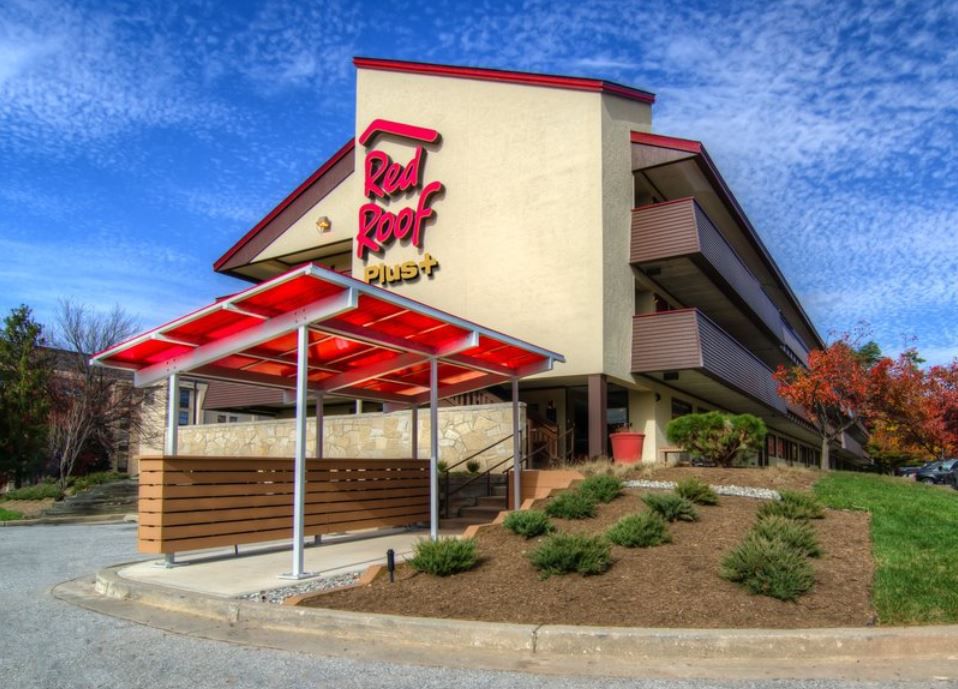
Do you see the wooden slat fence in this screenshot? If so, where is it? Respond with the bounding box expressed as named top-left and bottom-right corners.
top-left (137, 456), bottom-right (430, 554)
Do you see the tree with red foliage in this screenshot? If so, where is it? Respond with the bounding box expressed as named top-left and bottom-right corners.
top-left (879, 354), bottom-right (958, 461)
top-left (773, 337), bottom-right (889, 470)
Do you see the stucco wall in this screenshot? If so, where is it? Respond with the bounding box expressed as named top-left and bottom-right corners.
top-left (173, 403), bottom-right (525, 472)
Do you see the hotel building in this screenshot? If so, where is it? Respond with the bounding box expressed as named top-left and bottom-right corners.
top-left (203, 57), bottom-right (866, 468)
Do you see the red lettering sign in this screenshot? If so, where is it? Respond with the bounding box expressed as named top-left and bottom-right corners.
top-left (356, 120), bottom-right (444, 259)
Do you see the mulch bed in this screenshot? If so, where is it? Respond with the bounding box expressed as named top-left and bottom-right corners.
top-left (639, 466), bottom-right (821, 491)
top-left (305, 488), bottom-right (874, 628)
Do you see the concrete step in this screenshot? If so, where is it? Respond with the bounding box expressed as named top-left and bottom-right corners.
top-left (439, 517), bottom-right (488, 531)
top-left (45, 479), bottom-right (139, 516)
top-left (458, 504), bottom-right (506, 520)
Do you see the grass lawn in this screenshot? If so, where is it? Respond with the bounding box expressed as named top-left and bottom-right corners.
top-left (815, 472), bottom-right (958, 625)
top-left (0, 506), bottom-right (24, 521)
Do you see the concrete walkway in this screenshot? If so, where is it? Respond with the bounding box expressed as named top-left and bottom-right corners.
top-left (119, 527), bottom-right (440, 597)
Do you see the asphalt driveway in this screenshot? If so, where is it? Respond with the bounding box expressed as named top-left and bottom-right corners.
top-left (0, 522), bottom-right (947, 689)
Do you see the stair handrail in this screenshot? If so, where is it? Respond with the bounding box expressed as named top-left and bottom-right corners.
top-left (442, 441), bottom-right (528, 518)
top-left (440, 433), bottom-right (512, 474)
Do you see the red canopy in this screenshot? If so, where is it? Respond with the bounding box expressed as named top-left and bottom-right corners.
top-left (92, 264), bottom-right (564, 404)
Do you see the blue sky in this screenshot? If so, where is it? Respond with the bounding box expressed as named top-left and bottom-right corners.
top-left (1, 0), bottom-right (956, 362)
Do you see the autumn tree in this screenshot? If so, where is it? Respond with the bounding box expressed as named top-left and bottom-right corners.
top-left (0, 306), bottom-right (53, 487)
top-left (774, 337), bottom-right (888, 470)
top-left (877, 353), bottom-right (958, 462)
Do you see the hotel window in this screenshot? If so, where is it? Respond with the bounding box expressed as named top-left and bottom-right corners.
top-left (671, 398), bottom-right (692, 419)
top-left (216, 414), bottom-right (239, 423)
top-left (178, 387), bottom-right (193, 426)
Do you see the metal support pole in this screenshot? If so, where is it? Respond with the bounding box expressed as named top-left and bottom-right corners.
top-left (164, 373), bottom-right (179, 456)
top-left (315, 392), bottom-right (324, 459)
top-left (411, 405), bottom-right (419, 459)
top-left (512, 377), bottom-right (521, 511)
top-left (429, 358), bottom-right (439, 541)
top-left (282, 324), bottom-right (312, 579)
top-left (162, 373), bottom-right (179, 569)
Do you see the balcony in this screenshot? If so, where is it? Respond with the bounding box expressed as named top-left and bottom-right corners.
top-left (631, 198), bottom-right (809, 367)
top-left (632, 309), bottom-right (787, 416)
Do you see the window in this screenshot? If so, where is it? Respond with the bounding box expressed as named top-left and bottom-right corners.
top-left (671, 398), bottom-right (692, 419)
top-left (178, 387), bottom-right (194, 426)
top-left (216, 414), bottom-right (226, 423)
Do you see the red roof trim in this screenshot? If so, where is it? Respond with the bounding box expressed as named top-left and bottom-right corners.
top-left (213, 138), bottom-right (356, 272)
top-left (630, 131), bottom-right (702, 154)
top-left (354, 57), bottom-right (656, 105)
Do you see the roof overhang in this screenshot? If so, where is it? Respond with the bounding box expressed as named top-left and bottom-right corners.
top-left (92, 264), bottom-right (565, 406)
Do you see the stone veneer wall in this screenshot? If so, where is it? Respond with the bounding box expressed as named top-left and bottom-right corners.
top-left (173, 403), bottom-right (525, 472)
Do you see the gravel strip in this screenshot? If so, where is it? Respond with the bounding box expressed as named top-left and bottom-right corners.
top-left (238, 571), bottom-right (360, 604)
top-left (625, 480), bottom-right (780, 501)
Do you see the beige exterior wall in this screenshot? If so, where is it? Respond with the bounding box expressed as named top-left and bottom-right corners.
top-left (173, 402), bottom-right (524, 472)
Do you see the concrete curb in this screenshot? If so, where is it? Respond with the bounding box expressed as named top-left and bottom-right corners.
top-left (0, 513), bottom-right (136, 527)
top-left (90, 564), bottom-right (958, 664)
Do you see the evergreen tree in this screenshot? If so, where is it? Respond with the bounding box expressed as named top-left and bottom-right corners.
top-left (0, 306), bottom-right (52, 487)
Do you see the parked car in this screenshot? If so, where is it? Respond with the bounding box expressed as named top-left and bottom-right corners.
top-left (915, 459), bottom-right (958, 484)
top-left (895, 465), bottom-right (922, 478)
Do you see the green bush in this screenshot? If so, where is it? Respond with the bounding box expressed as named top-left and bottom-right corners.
top-left (466, 460), bottom-right (480, 474)
top-left (502, 510), bottom-right (554, 539)
top-left (578, 475), bottom-right (624, 503)
top-left (606, 512), bottom-right (671, 548)
top-left (409, 537), bottom-right (478, 576)
top-left (4, 483), bottom-right (62, 500)
top-left (720, 535), bottom-right (815, 601)
top-left (757, 490), bottom-right (825, 521)
top-left (544, 490), bottom-right (597, 520)
top-left (0, 507), bottom-right (24, 521)
top-left (70, 471), bottom-right (128, 492)
top-left (750, 516), bottom-right (822, 558)
top-left (666, 412), bottom-right (767, 467)
top-left (642, 493), bottom-right (698, 522)
top-left (437, 460), bottom-right (449, 473)
top-left (529, 533), bottom-right (612, 577)
top-left (674, 477), bottom-right (719, 505)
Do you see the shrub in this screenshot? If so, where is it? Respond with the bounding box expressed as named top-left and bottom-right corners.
top-left (750, 516), bottom-right (822, 558)
top-left (529, 533), bottom-right (612, 577)
top-left (544, 490), bottom-right (597, 520)
top-left (70, 471), bottom-right (128, 492)
top-left (607, 512), bottom-right (671, 548)
top-left (757, 490), bottom-right (825, 521)
top-left (666, 412), bottom-right (767, 467)
top-left (437, 460), bottom-right (449, 473)
top-left (642, 493), bottom-right (698, 522)
top-left (466, 460), bottom-right (480, 474)
top-left (4, 483), bottom-right (62, 500)
top-left (578, 474), bottom-right (624, 503)
top-left (409, 537), bottom-right (478, 576)
top-left (720, 535), bottom-right (815, 601)
top-left (674, 477), bottom-right (719, 505)
top-left (0, 507), bottom-right (24, 521)
top-left (502, 510), bottom-right (554, 539)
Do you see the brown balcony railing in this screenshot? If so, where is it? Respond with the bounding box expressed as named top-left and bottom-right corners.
top-left (631, 198), bottom-right (811, 364)
top-left (632, 308), bottom-right (787, 414)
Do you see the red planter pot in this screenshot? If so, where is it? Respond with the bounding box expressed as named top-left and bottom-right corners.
top-left (610, 432), bottom-right (645, 464)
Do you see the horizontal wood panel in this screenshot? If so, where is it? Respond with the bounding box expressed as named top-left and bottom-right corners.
top-left (139, 468), bottom-right (426, 485)
top-left (139, 512), bottom-right (428, 554)
top-left (135, 456), bottom-right (429, 555)
top-left (140, 496), bottom-right (427, 527)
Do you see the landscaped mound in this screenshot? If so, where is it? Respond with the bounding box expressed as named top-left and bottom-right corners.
top-left (306, 487), bottom-right (873, 629)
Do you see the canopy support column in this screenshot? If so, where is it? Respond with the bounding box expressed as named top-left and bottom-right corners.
top-left (282, 324), bottom-right (312, 580)
top-left (512, 377), bottom-right (521, 511)
top-left (411, 405), bottom-right (419, 459)
top-left (162, 373), bottom-right (179, 568)
top-left (429, 358), bottom-right (439, 541)
top-left (315, 393), bottom-right (324, 459)
top-left (164, 373), bottom-right (179, 457)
